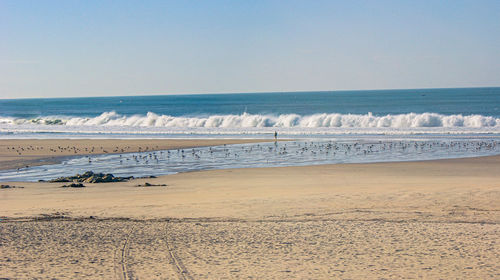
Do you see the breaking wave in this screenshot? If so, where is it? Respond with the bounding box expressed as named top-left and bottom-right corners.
top-left (1, 111), bottom-right (499, 129)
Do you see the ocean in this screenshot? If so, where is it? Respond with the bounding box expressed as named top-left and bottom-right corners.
top-left (1, 87), bottom-right (499, 138)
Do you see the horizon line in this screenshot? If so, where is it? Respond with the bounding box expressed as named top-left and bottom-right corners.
top-left (1, 86), bottom-right (499, 100)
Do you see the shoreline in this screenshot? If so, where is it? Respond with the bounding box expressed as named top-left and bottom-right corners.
top-left (1, 153), bottom-right (499, 220)
top-left (1, 137), bottom-right (499, 177)
top-left (0, 138), bottom-right (276, 171)
top-left (3, 152), bottom-right (500, 184)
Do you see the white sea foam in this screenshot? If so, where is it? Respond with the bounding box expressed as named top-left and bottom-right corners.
top-left (1, 111), bottom-right (500, 128)
top-left (1, 111), bottom-right (499, 136)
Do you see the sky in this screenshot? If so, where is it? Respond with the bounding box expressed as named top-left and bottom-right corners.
top-left (1, 0), bottom-right (500, 98)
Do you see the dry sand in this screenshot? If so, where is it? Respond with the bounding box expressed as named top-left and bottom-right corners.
top-left (1, 139), bottom-right (499, 279)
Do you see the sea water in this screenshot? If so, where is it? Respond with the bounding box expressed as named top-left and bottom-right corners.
top-left (1, 88), bottom-right (499, 181)
top-left (1, 88), bottom-right (499, 137)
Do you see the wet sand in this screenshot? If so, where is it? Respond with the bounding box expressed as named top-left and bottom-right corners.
top-left (1, 140), bottom-right (499, 279)
top-left (0, 139), bottom-right (270, 170)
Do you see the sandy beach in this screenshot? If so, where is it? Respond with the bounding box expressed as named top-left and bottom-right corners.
top-left (1, 139), bottom-right (499, 279)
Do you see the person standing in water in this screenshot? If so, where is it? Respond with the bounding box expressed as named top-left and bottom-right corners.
top-left (274, 131), bottom-right (278, 140)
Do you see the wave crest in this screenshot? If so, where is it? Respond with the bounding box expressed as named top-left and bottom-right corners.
top-left (1, 111), bottom-right (499, 128)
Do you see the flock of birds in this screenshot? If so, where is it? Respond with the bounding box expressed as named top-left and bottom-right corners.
top-left (6, 140), bottom-right (500, 167)
top-left (5, 144), bottom-right (159, 171)
top-left (6, 144), bottom-right (158, 156)
top-left (79, 139), bottom-right (499, 168)
top-left (2, 139), bottom-right (499, 181)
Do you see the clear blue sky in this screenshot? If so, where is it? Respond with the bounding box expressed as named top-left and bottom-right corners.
top-left (1, 0), bottom-right (499, 98)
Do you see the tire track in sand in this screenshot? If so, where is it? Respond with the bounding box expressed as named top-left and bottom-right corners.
top-left (115, 225), bottom-right (135, 280)
top-left (165, 222), bottom-right (193, 280)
